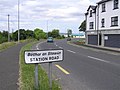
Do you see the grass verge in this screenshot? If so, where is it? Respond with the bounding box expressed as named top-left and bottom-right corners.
top-left (0, 39), bottom-right (36, 52)
top-left (19, 41), bottom-right (61, 90)
top-left (0, 42), bottom-right (16, 52)
top-left (72, 38), bottom-right (85, 45)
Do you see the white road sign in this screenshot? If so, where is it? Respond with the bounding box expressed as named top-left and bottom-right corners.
top-left (24, 49), bottom-right (64, 64)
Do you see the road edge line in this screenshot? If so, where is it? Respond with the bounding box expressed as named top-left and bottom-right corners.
top-left (55, 64), bottom-right (70, 75)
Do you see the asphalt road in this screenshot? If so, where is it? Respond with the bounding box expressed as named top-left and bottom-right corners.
top-left (0, 43), bottom-right (26, 90)
top-left (36, 39), bottom-right (120, 90)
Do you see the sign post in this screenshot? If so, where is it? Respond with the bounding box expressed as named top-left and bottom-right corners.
top-left (49, 62), bottom-right (52, 90)
top-left (24, 49), bottom-right (64, 89)
top-left (35, 64), bottom-right (39, 89)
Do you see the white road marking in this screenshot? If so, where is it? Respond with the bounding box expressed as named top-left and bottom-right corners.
top-left (36, 41), bottom-right (45, 50)
top-left (67, 50), bottom-right (76, 53)
top-left (59, 47), bottom-right (63, 49)
top-left (87, 56), bottom-right (110, 63)
top-left (36, 44), bottom-right (39, 49)
top-left (54, 43), bottom-right (58, 46)
top-left (37, 48), bottom-right (39, 50)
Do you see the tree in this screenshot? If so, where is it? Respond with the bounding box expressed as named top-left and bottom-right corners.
top-left (2, 31), bottom-right (8, 42)
top-left (34, 28), bottom-right (46, 40)
top-left (51, 29), bottom-right (60, 38)
top-left (11, 30), bottom-right (17, 41)
top-left (26, 30), bottom-right (34, 39)
top-left (79, 20), bottom-right (86, 32)
top-left (12, 29), bottom-right (27, 41)
top-left (19, 29), bottom-right (27, 40)
top-left (2, 31), bottom-right (8, 38)
top-left (48, 29), bottom-right (60, 38)
top-left (0, 32), bottom-right (3, 43)
top-left (67, 29), bottom-right (72, 37)
top-left (48, 32), bottom-right (52, 37)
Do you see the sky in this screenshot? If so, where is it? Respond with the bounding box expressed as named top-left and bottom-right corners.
top-left (0, 0), bottom-right (99, 33)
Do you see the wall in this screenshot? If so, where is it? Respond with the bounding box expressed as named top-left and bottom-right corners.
top-left (99, 1), bottom-right (120, 30)
top-left (86, 8), bottom-right (96, 31)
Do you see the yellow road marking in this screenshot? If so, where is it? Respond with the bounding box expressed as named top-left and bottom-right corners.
top-left (55, 64), bottom-right (70, 75)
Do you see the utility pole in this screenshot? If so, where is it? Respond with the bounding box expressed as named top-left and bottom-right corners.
top-left (8, 14), bottom-right (10, 42)
top-left (18, 0), bottom-right (20, 42)
top-left (47, 20), bottom-right (48, 38)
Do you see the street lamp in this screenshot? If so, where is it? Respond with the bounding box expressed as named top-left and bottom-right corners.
top-left (18, 0), bottom-right (20, 42)
top-left (47, 20), bottom-right (48, 38)
top-left (8, 14), bottom-right (10, 42)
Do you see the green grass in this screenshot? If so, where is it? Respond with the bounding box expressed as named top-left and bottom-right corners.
top-left (71, 38), bottom-right (85, 45)
top-left (19, 40), bottom-right (61, 90)
top-left (0, 39), bottom-right (36, 52)
top-left (0, 42), bottom-right (16, 51)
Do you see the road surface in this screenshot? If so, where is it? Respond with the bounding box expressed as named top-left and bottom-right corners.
top-left (35, 39), bottom-right (120, 90)
top-left (0, 43), bottom-right (25, 90)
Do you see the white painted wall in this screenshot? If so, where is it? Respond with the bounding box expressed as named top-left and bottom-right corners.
top-left (99, 0), bottom-right (120, 30)
top-left (86, 0), bottom-right (120, 31)
top-left (86, 8), bottom-right (96, 31)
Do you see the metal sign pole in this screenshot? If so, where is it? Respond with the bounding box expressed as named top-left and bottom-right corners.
top-left (49, 62), bottom-right (52, 90)
top-left (35, 64), bottom-right (39, 89)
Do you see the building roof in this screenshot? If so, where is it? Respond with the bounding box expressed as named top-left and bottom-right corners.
top-left (85, 5), bottom-right (97, 16)
top-left (97, 0), bottom-right (112, 4)
top-left (87, 5), bottom-right (97, 11)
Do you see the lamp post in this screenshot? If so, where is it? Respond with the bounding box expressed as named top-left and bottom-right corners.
top-left (18, 0), bottom-right (20, 42)
top-left (47, 20), bottom-right (48, 38)
top-left (8, 14), bottom-right (10, 42)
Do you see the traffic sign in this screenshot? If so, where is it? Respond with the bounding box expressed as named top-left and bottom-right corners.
top-left (24, 49), bottom-right (64, 64)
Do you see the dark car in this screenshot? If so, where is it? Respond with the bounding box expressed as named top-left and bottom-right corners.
top-left (47, 37), bottom-right (54, 42)
top-left (67, 37), bottom-right (71, 41)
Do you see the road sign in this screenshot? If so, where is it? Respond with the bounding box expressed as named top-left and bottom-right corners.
top-left (24, 49), bottom-right (64, 64)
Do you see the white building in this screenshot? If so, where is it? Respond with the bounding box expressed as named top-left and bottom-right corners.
top-left (85, 0), bottom-right (120, 48)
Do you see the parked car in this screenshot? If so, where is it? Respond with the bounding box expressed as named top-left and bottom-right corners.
top-left (67, 37), bottom-right (71, 41)
top-left (47, 37), bottom-right (54, 42)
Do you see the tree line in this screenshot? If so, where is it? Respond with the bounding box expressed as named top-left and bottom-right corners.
top-left (0, 20), bottom-right (86, 44)
top-left (0, 28), bottom-right (65, 44)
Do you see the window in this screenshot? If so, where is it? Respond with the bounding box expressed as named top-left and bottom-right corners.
top-left (90, 10), bottom-right (92, 17)
top-left (111, 16), bottom-right (118, 26)
top-left (102, 3), bottom-right (106, 12)
top-left (101, 18), bottom-right (105, 27)
top-left (114, 0), bottom-right (119, 9)
top-left (89, 22), bottom-right (94, 29)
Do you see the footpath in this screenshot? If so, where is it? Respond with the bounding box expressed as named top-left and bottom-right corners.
top-left (83, 44), bottom-right (120, 53)
top-left (71, 41), bottom-right (120, 53)
top-left (0, 43), bottom-right (25, 90)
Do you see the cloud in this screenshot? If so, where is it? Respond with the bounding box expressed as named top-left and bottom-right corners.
top-left (0, 0), bottom-right (96, 33)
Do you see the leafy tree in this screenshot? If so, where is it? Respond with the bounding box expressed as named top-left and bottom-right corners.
top-left (0, 32), bottom-right (3, 43)
top-left (34, 28), bottom-right (46, 40)
top-left (12, 30), bottom-right (18, 41)
top-left (48, 32), bottom-right (52, 37)
top-left (2, 31), bottom-right (8, 38)
top-left (26, 30), bottom-right (34, 39)
top-left (67, 29), bottom-right (72, 37)
top-left (1, 31), bottom-right (8, 42)
top-left (12, 29), bottom-right (27, 41)
top-left (48, 29), bottom-right (60, 38)
top-left (51, 29), bottom-right (60, 38)
top-left (19, 29), bottom-right (27, 40)
top-left (79, 20), bottom-right (86, 31)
